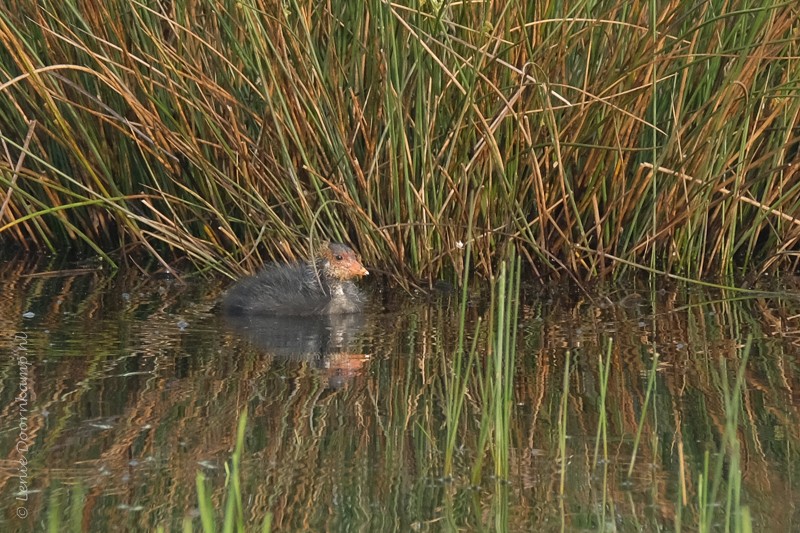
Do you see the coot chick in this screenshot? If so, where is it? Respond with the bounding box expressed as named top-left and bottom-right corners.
top-left (222, 242), bottom-right (369, 316)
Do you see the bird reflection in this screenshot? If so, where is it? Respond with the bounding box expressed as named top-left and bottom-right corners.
top-left (223, 313), bottom-right (369, 388)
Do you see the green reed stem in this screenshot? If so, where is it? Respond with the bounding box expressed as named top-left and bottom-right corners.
top-left (443, 192), bottom-right (476, 475)
top-left (195, 409), bottom-right (254, 533)
top-left (492, 246), bottom-right (520, 478)
top-left (593, 337), bottom-right (612, 465)
top-left (627, 347), bottom-right (659, 477)
top-left (558, 350), bottom-right (571, 496)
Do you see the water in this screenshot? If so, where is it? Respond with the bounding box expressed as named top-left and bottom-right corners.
top-left (1, 256), bottom-right (799, 531)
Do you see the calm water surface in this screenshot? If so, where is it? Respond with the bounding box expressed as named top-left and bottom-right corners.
top-left (1, 257), bottom-right (799, 531)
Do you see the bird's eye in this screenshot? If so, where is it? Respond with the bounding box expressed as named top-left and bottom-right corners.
top-left (335, 254), bottom-right (343, 261)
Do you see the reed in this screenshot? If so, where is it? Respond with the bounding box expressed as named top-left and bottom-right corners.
top-left (442, 242), bottom-right (520, 481)
top-left (557, 350), bottom-right (571, 496)
top-left (0, 0), bottom-right (797, 281)
top-left (195, 410), bottom-right (273, 533)
top-left (443, 194), bottom-right (477, 475)
top-left (627, 342), bottom-right (660, 477)
top-left (487, 246), bottom-right (521, 479)
top-left (593, 338), bottom-right (613, 531)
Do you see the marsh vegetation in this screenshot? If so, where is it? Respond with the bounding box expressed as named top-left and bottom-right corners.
top-left (0, 1), bottom-right (798, 531)
top-left (1, 0), bottom-right (798, 283)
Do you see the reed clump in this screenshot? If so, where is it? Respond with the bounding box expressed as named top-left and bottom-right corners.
top-left (0, 0), bottom-right (798, 282)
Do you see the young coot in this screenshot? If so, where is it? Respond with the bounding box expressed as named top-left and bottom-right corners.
top-left (222, 242), bottom-right (369, 316)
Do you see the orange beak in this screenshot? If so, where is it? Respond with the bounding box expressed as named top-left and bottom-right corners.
top-left (352, 263), bottom-right (369, 277)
